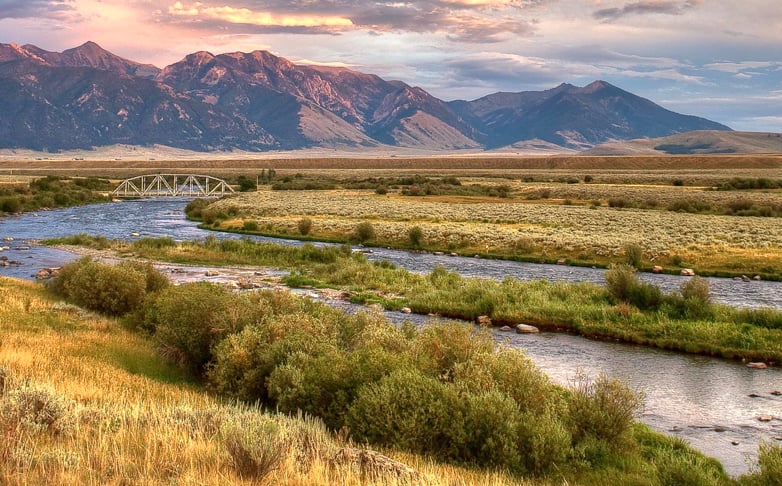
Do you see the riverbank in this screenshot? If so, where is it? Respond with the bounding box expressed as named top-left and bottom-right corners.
top-left (44, 235), bottom-right (782, 365)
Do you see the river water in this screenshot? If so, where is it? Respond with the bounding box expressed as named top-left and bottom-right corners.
top-left (1, 199), bottom-right (780, 476)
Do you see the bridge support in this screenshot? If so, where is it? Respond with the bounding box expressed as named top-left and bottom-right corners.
top-left (111, 174), bottom-right (235, 198)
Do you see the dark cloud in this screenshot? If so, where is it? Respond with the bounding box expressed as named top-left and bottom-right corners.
top-left (0, 0), bottom-right (77, 20)
top-left (594, 0), bottom-right (702, 22)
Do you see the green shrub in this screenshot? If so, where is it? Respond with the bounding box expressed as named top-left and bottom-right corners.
top-left (412, 322), bottom-right (494, 380)
top-left (605, 264), bottom-right (664, 311)
top-left (407, 225), bottom-right (424, 248)
top-left (569, 373), bottom-right (643, 445)
top-left (605, 264), bottom-right (639, 303)
top-left (516, 410), bottom-right (572, 475)
top-left (297, 217), bottom-right (313, 236)
top-left (243, 220), bottom-right (259, 232)
top-left (624, 243), bottom-right (644, 269)
top-left (346, 368), bottom-right (465, 459)
top-left (47, 257), bottom-right (149, 316)
top-left (266, 349), bottom-right (355, 429)
top-left (147, 282), bottom-right (248, 373)
top-left (352, 221), bottom-right (375, 243)
top-left (184, 198), bottom-right (211, 219)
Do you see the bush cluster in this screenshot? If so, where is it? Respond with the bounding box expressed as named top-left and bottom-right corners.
top-left (0, 176), bottom-right (111, 215)
top-left (49, 259), bottom-right (643, 476)
top-left (605, 264), bottom-right (713, 318)
top-left (206, 292), bottom-right (644, 475)
top-left (47, 257), bottom-right (169, 316)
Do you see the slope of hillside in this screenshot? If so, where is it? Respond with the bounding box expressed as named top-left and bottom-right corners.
top-left (584, 131), bottom-right (782, 155)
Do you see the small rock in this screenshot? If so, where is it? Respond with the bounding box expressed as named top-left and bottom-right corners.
top-left (758, 416), bottom-right (773, 422)
top-left (732, 441), bottom-right (740, 446)
top-left (130, 232), bottom-right (140, 237)
top-left (205, 270), bottom-right (219, 277)
top-left (35, 268), bottom-right (53, 280)
top-left (433, 252), bottom-right (444, 256)
top-left (4, 237), bottom-right (13, 241)
top-left (775, 437), bottom-right (782, 441)
top-left (652, 265), bottom-right (664, 273)
top-left (499, 326), bottom-right (513, 332)
top-left (14, 246), bottom-right (30, 251)
top-left (477, 315), bottom-right (492, 326)
top-left (741, 275), bottom-right (751, 282)
top-left (449, 252), bottom-right (458, 257)
top-left (516, 323), bottom-right (540, 334)
top-left (747, 362), bottom-right (768, 369)
top-left (754, 275), bottom-right (762, 281)
top-left (680, 268), bottom-right (696, 276)
top-left (556, 258), bottom-right (567, 265)
top-left (400, 307), bottom-right (412, 314)
top-left (749, 393), bottom-right (762, 398)
top-left (771, 391), bottom-right (782, 396)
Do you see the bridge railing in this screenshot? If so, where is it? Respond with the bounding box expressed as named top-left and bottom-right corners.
top-left (111, 174), bottom-right (235, 198)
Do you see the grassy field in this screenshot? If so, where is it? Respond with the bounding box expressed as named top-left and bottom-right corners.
top-left (205, 186), bottom-right (782, 279)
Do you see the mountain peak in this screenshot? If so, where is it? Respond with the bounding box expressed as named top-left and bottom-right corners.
top-left (0, 41), bottom-right (732, 153)
top-left (580, 80), bottom-right (614, 94)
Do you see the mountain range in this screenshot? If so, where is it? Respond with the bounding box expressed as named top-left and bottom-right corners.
top-left (0, 41), bottom-right (731, 153)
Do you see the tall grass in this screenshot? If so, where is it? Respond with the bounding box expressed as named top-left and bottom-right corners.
top-left (0, 277), bottom-right (539, 485)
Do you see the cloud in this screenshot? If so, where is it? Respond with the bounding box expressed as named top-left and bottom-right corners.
top-left (620, 68), bottom-right (709, 85)
top-left (705, 61), bottom-right (778, 74)
top-left (160, 0), bottom-right (543, 42)
top-left (0, 0), bottom-right (78, 20)
top-left (167, 2), bottom-right (353, 29)
top-left (594, 0), bottom-right (703, 22)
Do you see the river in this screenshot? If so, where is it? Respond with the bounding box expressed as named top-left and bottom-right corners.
top-left (1, 198), bottom-right (780, 476)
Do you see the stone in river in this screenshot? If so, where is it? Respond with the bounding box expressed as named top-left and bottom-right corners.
top-left (516, 324), bottom-right (540, 334)
top-left (747, 362), bottom-right (768, 369)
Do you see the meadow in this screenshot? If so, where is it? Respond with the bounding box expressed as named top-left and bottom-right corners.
top-left (205, 185), bottom-right (782, 278)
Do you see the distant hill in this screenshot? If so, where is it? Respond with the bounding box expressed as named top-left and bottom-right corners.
top-left (0, 41), bottom-right (733, 153)
top-left (584, 131), bottom-right (782, 155)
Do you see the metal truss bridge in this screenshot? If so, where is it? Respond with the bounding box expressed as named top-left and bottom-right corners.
top-left (111, 174), bottom-right (235, 198)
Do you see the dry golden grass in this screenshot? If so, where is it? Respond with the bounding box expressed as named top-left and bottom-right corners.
top-left (0, 277), bottom-right (533, 486)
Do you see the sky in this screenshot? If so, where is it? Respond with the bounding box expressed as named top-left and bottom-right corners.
top-left (1, 0), bottom-right (781, 132)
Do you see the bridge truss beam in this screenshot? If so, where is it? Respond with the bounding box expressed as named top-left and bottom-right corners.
top-left (111, 174), bottom-right (235, 198)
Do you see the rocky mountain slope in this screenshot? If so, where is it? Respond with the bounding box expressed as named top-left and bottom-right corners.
top-left (0, 41), bottom-right (732, 152)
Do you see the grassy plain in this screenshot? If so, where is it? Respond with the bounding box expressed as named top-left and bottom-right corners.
top-left (207, 185), bottom-right (782, 279)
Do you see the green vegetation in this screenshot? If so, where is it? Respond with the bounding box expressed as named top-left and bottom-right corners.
top-left (0, 175), bottom-right (112, 215)
top-left (45, 235), bottom-right (782, 363)
top-left (27, 260), bottom-right (757, 484)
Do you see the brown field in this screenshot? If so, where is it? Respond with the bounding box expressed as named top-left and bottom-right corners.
top-left (0, 154), bottom-right (781, 182)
